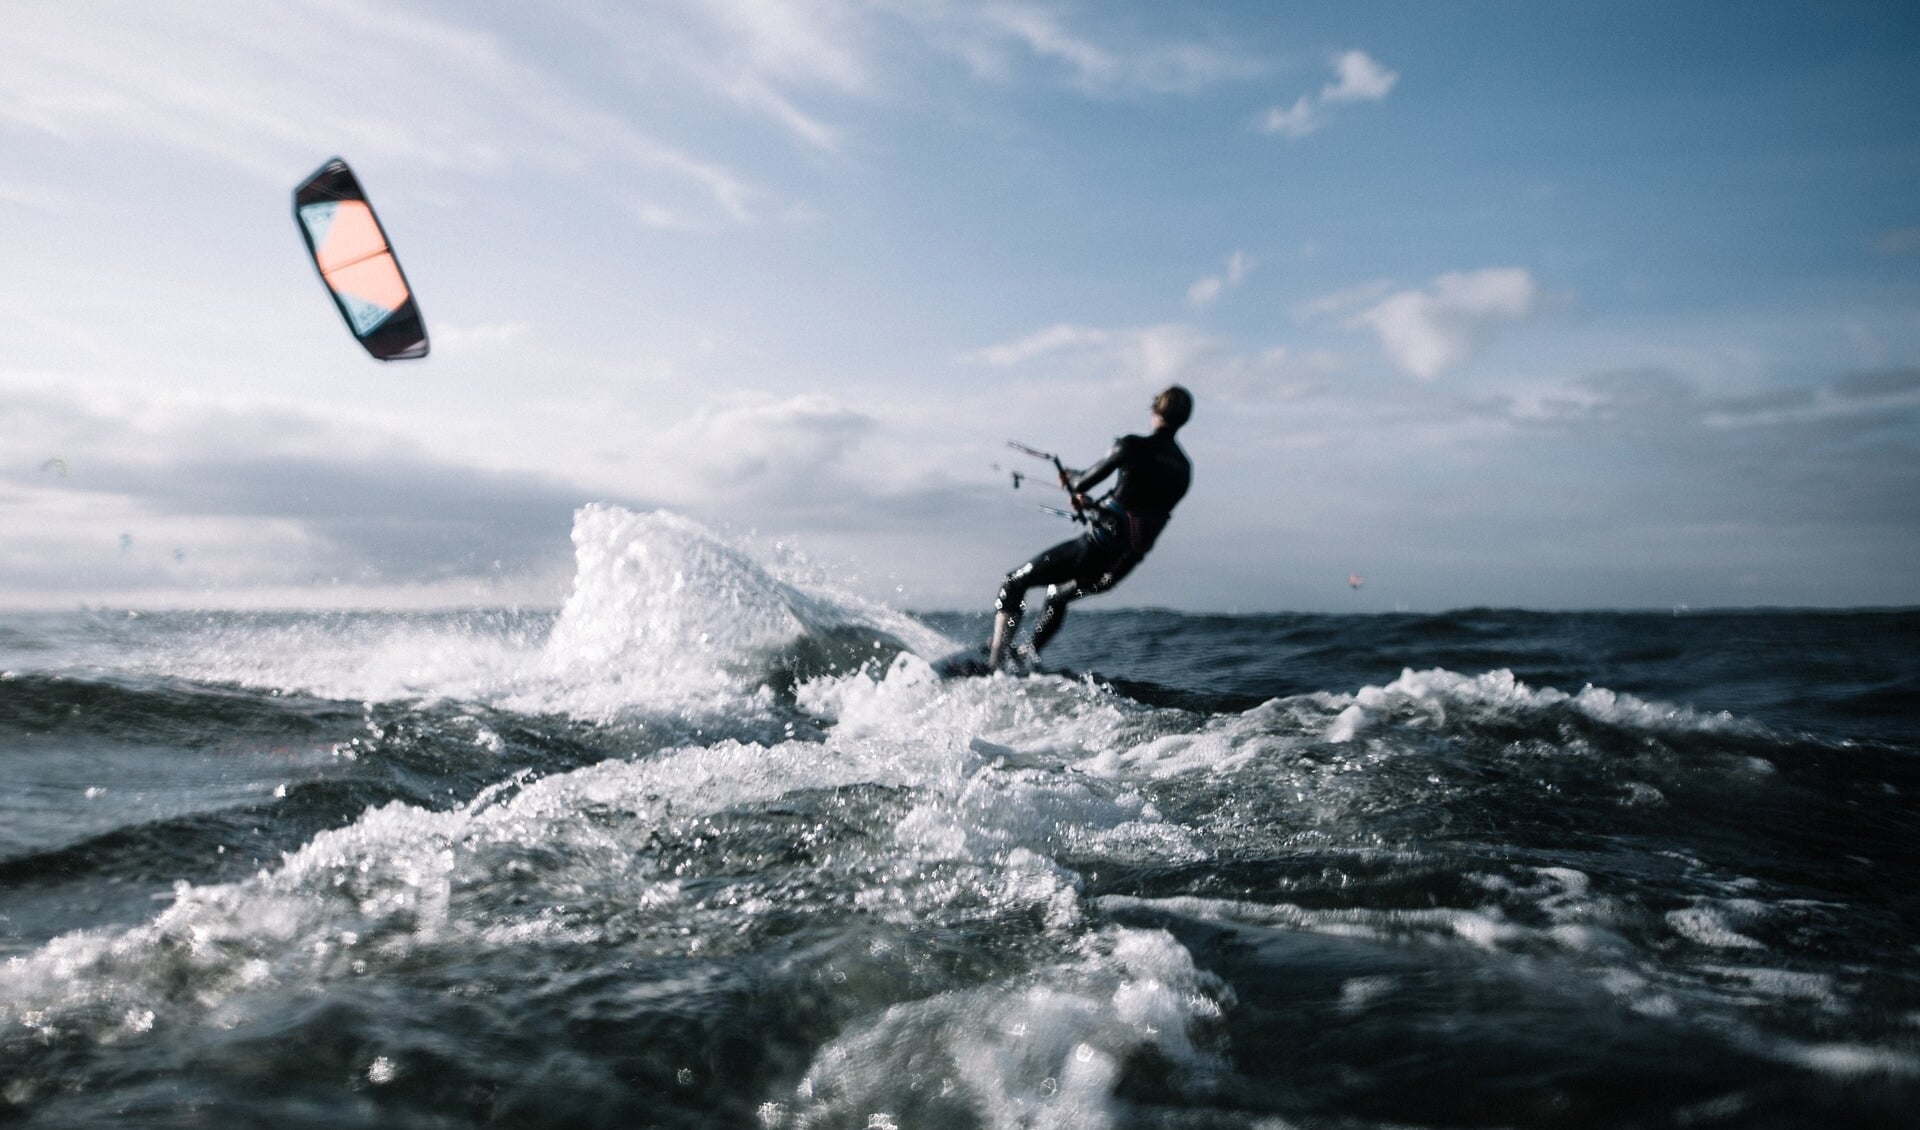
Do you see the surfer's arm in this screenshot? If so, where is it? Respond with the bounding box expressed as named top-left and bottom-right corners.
top-left (1069, 438), bottom-right (1128, 497)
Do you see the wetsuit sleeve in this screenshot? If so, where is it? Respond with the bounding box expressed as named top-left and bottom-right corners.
top-left (1070, 438), bottom-right (1129, 495)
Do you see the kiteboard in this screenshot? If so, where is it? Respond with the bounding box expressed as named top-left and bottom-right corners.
top-left (931, 645), bottom-right (1044, 679)
top-left (932, 646), bottom-right (995, 679)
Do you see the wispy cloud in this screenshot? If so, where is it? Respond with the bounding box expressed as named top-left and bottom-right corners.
top-left (572, 1), bottom-right (1260, 160)
top-left (1259, 49), bottom-right (1398, 138)
top-left (1292, 278), bottom-right (1397, 322)
top-left (966, 320), bottom-right (1329, 402)
top-left (1344, 268), bottom-right (1542, 379)
top-left (982, 5), bottom-right (1120, 88)
top-left (931, 3), bottom-right (1262, 94)
top-left (655, 392), bottom-right (875, 499)
top-left (577, 0), bottom-right (870, 153)
top-left (0, 0), bottom-right (768, 221)
top-left (1188, 250), bottom-right (1252, 308)
top-left (1518, 365), bottom-right (1920, 437)
top-left (963, 322), bottom-right (1113, 367)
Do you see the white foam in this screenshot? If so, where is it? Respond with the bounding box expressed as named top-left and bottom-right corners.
top-left (1699, 964), bottom-right (1840, 1010)
top-left (1078, 719), bottom-right (1278, 780)
top-left (784, 926), bottom-right (1229, 1129)
top-left (543, 506), bottom-right (818, 700)
top-left (1325, 667), bottom-right (1755, 744)
top-left (518, 506), bottom-right (952, 718)
top-left (133, 611), bottom-right (550, 706)
top-left (3, 738), bottom-right (902, 1038)
top-left (1666, 900), bottom-right (1768, 951)
top-left (128, 506), bottom-right (953, 719)
top-left (1786, 1042), bottom-right (1920, 1079)
top-left (0, 681), bottom-right (1204, 1050)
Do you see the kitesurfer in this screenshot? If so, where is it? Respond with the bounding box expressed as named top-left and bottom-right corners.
top-left (982, 385), bottom-right (1193, 672)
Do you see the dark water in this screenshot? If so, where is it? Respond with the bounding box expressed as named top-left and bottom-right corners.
top-left (3, 510), bottom-right (1917, 1128)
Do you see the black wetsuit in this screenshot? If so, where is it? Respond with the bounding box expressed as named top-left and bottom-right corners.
top-left (995, 426), bottom-right (1191, 657)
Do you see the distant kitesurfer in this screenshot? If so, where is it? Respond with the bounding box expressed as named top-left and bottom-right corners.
top-left (980, 385), bottom-right (1193, 672)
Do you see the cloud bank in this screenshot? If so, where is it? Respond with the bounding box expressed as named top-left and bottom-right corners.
top-left (0, 378), bottom-right (633, 606)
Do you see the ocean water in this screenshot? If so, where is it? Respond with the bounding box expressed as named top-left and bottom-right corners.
top-left (3, 505), bottom-right (1916, 1129)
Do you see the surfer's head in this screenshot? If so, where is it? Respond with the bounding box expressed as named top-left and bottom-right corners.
top-left (1153, 385), bottom-right (1193, 431)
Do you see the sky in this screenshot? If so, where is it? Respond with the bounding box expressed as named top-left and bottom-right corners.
top-left (3, 0), bottom-right (1917, 614)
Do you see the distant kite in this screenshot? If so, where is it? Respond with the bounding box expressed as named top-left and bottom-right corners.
top-left (40, 457), bottom-right (68, 477)
top-left (1349, 573), bottom-right (1364, 590)
top-left (292, 158), bottom-right (429, 361)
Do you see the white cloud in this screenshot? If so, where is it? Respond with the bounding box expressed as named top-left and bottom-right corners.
top-left (984, 5), bottom-right (1119, 88)
top-left (963, 322), bottom-right (1112, 367)
top-left (1293, 278), bottom-right (1397, 322)
top-left (0, 1), bottom-right (769, 222)
top-left (931, 3), bottom-right (1261, 94)
top-left (655, 392), bottom-right (875, 496)
top-left (0, 375), bottom-right (610, 604)
top-left (966, 320), bottom-right (1329, 402)
top-left (577, 1), bottom-right (1258, 158)
top-left (1350, 268), bottom-right (1541, 379)
top-left (590, 0), bottom-right (870, 153)
top-left (707, 0), bottom-right (872, 94)
top-left (1321, 49), bottom-right (1399, 103)
top-left (1188, 250), bottom-right (1252, 308)
top-left (1259, 49), bottom-right (1397, 138)
top-left (1258, 95), bottom-right (1321, 139)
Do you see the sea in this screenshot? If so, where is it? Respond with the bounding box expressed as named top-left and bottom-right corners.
top-left (3, 505), bottom-right (1916, 1129)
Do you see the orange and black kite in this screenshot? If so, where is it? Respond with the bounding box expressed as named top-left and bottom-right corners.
top-left (293, 158), bottom-right (429, 361)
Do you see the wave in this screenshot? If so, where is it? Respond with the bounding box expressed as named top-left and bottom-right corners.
top-left (22, 508), bottom-right (954, 726)
top-left (1321, 665), bottom-right (1760, 744)
top-left (534, 505), bottom-right (953, 718)
top-left (0, 695), bottom-right (1232, 1126)
top-left (6, 514), bottom-right (1916, 1125)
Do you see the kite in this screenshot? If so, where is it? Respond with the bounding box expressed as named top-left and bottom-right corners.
top-left (292, 157), bottom-right (429, 361)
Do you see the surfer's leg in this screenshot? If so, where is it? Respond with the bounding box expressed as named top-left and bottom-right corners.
top-left (1028, 580), bottom-right (1081, 655)
top-left (989, 538), bottom-right (1085, 668)
top-left (1028, 550), bottom-right (1138, 657)
top-left (987, 579), bottom-right (1026, 668)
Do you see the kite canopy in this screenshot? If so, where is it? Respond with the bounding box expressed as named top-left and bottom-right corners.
top-left (292, 158), bottom-right (428, 361)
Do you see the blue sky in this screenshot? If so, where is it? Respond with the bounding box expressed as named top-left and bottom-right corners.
top-left (2, 0), bottom-right (1916, 612)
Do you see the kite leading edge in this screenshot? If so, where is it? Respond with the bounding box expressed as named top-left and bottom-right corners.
top-left (292, 158), bottom-right (428, 361)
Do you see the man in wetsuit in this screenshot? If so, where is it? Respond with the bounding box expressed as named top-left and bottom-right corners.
top-left (984, 385), bottom-right (1193, 671)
